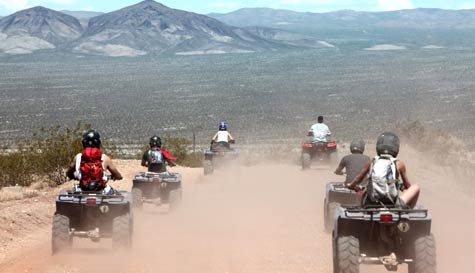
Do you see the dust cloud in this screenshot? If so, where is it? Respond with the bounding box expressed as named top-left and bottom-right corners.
top-left (2, 146), bottom-right (475, 273)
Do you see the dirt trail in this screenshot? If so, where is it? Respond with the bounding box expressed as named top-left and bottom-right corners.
top-left (1, 148), bottom-right (475, 273)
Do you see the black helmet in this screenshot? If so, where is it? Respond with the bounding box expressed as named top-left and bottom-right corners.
top-left (149, 135), bottom-right (162, 148)
top-left (350, 139), bottom-right (365, 154)
top-left (317, 116), bottom-right (324, 123)
top-left (376, 132), bottom-right (400, 157)
top-left (82, 129), bottom-right (101, 148)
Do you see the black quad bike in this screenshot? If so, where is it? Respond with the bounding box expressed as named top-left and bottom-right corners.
top-left (301, 139), bottom-right (338, 169)
top-left (131, 172), bottom-right (182, 210)
top-left (332, 204), bottom-right (436, 273)
top-left (323, 182), bottom-right (363, 233)
top-left (52, 183), bottom-right (133, 254)
top-left (203, 140), bottom-right (239, 175)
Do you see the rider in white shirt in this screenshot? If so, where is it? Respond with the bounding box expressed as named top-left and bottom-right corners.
top-left (211, 121), bottom-right (235, 148)
top-left (309, 116), bottom-right (331, 142)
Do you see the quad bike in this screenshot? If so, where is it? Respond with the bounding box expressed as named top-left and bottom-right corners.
top-left (131, 171), bottom-right (182, 210)
top-left (332, 202), bottom-right (436, 273)
top-left (203, 140), bottom-right (239, 175)
top-left (52, 177), bottom-right (133, 254)
top-left (323, 182), bottom-right (363, 233)
top-left (301, 136), bottom-right (337, 169)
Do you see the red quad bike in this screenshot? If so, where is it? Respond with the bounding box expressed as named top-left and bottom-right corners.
top-left (301, 138), bottom-right (338, 169)
top-left (203, 140), bottom-right (239, 175)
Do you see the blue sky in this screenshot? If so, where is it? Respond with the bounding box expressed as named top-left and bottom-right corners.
top-left (1, 0), bottom-right (475, 16)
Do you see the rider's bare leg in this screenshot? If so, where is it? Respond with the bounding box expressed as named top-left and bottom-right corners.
top-left (400, 184), bottom-right (420, 208)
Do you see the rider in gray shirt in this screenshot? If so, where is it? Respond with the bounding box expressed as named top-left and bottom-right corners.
top-left (334, 139), bottom-right (370, 184)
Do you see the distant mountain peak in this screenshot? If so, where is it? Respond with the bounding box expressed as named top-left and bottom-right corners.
top-left (129, 0), bottom-right (169, 10)
top-left (0, 5), bottom-right (83, 47)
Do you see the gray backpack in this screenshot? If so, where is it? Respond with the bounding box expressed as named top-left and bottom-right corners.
top-left (367, 155), bottom-right (400, 204)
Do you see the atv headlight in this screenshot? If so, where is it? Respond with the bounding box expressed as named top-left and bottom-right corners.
top-left (160, 182), bottom-right (167, 189)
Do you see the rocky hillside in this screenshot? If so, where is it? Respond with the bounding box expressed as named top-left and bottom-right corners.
top-left (0, 6), bottom-right (83, 54)
top-left (73, 0), bottom-right (314, 57)
top-left (0, 1), bottom-right (326, 57)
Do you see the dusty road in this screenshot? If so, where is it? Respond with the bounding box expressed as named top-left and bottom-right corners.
top-left (1, 150), bottom-right (474, 273)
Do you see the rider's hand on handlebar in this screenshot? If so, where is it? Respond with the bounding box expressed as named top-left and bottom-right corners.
top-left (229, 139), bottom-right (235, 144)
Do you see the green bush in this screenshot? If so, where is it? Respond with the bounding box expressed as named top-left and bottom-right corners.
top-left (0, 122), bottom-right (119, 188)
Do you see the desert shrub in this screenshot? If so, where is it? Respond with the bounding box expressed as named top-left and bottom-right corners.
top-left (396, 120), bottom-right (474, 182)
top-left (396, 120), bottom-right (463, 164)
top-left (0, 145), bottom-right (34, 187)
top-left (0, 122), bottom-right (119, 188)
top-left (27, 123), bottom-right (88, 185)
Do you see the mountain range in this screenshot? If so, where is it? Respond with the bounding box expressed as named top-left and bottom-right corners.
top-left (1, 1), bottom-right (475, 57)
top-left (0, 1), bottom-right (329, 56)
top-left (209, 7), bottom-right (475, 30)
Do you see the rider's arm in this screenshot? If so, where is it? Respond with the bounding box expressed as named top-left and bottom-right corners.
top-left (162, 150), bottom-right (177, 167)
top-left (397, 161), bottom-right (412, 190)
top-left (103, 155), bottom-right (123, 180)
top-left (162, 150), bottom-right (177, 161)
top-left (228, 132), bottom-right (234, 141)
top-left (348, 161), bottom-right (371, 189)
top-left (141, 151), bottom-right (148, 167)
top-left (66, 157), bottom-right (77, 180)
top-left (326, 125), bottom-right (331, 136)
top-left (334, 157), bottom-right (346, 175)
top-left (212, 132), bottom-right (218, 142)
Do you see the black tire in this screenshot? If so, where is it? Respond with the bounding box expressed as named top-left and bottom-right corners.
top-left (302, 153), bottom-right (311, 170)
top-left (325, 202), bottom-right (340, 233)
top-left (131, 188), bottom-right (143, 210)
top-left (204, 159), bottom-right (213, 175)
top-left (169, 187), bottom-right (182, 210)
top-left (336, 236), bottom-right (360, 273)
top-left (52, 213), bottom-right (71, 254)
top-left (112, 214), bottom-right (131, 249)
top-left (409, 234), bottom-right (436, 273)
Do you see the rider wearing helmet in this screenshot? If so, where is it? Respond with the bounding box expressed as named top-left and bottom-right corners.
top-left (348, 132), bottom-right (420, 208)
top-left (334, 139), bottom-right (371, 184)
top-left (211, 121), bottom-right (235, 149)
top-left (66, 129), bottom-right (123, 193)
top-left (141, 135), bottom-right (177, 173)
top-left (309, 116), bottom-right (331, 142)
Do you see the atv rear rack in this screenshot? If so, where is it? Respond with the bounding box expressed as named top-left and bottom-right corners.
top-left (57, 192), bottom-right (126, 204)
top-left (344, 206), bottom-right (428, 219)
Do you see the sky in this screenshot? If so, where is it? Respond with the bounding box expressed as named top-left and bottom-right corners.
top-left (1, 0), bottom-right (475, 16)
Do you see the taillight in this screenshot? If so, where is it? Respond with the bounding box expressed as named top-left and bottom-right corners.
top-left (86, 198), bottom-right (97, 205)
top-left (327, 141), bottom-right (337, 148)
top-left (301, 140), bottom-right (313, 148)
top-left (380, 214), bottom-right (393, 223)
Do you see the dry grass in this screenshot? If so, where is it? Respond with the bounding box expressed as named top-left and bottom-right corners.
top-left (396, 120), bottom-right (475, 184)
top-left (0, 187), bottom-right (39, 202)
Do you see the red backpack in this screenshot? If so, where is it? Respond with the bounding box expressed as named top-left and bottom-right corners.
top-left (79, 147), bottom-right (105, 190)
